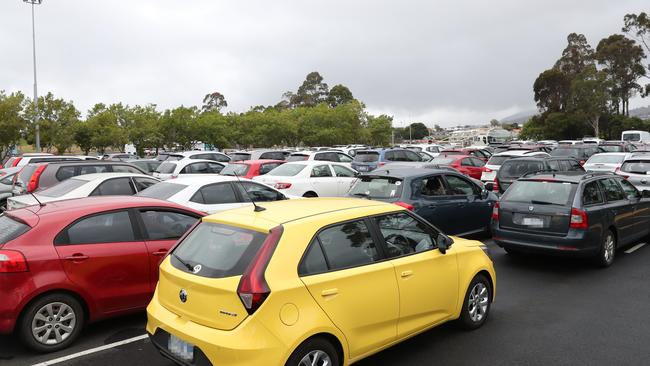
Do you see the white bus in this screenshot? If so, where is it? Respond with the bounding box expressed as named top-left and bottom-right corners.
top-left (622, 130), bottom-right (650, 143)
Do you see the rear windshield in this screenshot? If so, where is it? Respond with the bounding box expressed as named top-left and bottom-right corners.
top-left (155, 162), bottom-right (177, 174)
top-left (502, 180), bottom-right (575, 206)
top-left (230, 153), bottom-right (251, 162)
top-left (39, 178), bottom-right (87, 197)
top-left (431, 156), bottom-right (457, 165)
top-left (165, 155), bottom-right (183, 161)
top-left (587, 155), bottom-right (625, 164)
top-left (137, 182), bottom-right (188, 200)
top-left (441, 151), bottom-right (463, 155)
top-left (16, 165), bottom-right (40, 186)
top-left (349, 177), bottom-right (404, 199)
top-left (258, 152), bottom-right (286, 160)
top-left (0, 214), bottom-right (30, 244)
top-left (170, 222), bottom-right (268, 278)
top-left (287, 154), bottom-right (309, 162)
top-left (550, 148), bottom-right (579, 157)
top-left (623, 133), bottom-right (641, 142)
top-left (499, 161), bottom-right (544, 179)
top-left (486, 156), bottom-right (512, 166)
top-left (266, 164), bottom-right (305, 176)
top-left (599, 145), bottom-right (624, 152)
top-left (220, 164), bottom-right (250, 176)
top-left (620, 160), bottom-right (650, 174)
top-left (353, 151), bottom-right (380, 162)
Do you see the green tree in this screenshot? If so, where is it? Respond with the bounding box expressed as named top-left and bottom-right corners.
top-left (366, 114), bottom-right (393, 146)
top-left (0, 91), bottom-right (27, 160)
top-left (569, 65), bottom-right (611, 137)
top-left (159, 106), bottom-right (200, 151)
top-left (533, 68), bottom-right (571, 112)
top-left (202, 91), bottom-right (228, 113)
top-left (328, 84), bottom-right (354, 107)
top-left (554, 33), bottom-right (595, 78)
top-left (85, 104), bottom-right (128, 154)
top-left (73, 120), bottom-right (95, 156)
top-left (127, 105), bottom-right (162, 157)
top-left (283, 71), bottom-right (329, 108)
top-left (623, 12), bottom-right (650, 96)
top-left (23, 92), bottom-right (81, 153)
top-left (489, 119), bottom-right (500, 127)
top-left (409, 122), bottom-right (430, 139)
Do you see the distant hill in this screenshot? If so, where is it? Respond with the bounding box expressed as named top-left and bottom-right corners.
top-left (498, 106), bottom-right (650, 125)
top-left (630, 106), bottom-right (650, 119)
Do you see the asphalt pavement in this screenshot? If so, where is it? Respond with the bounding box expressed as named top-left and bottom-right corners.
top-left (3, 239), bottom-right (650, 366)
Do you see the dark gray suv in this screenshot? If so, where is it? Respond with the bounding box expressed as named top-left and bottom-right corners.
top-left (491, 171), bottom-right (650, 267)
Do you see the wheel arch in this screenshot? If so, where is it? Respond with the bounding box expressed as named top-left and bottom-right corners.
top-left (18, 288), bottom-right (92, 328)
top-left (284, 331), bottom-right (348, 366)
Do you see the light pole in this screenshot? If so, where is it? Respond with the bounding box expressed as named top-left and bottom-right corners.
top-left (24, 0), bottom-right (42, 152)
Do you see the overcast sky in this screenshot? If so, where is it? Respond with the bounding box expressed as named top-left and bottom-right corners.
top-left (1, 1), bottom-right (648, 127)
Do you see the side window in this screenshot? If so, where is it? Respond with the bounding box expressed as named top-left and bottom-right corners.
top-left (445, 175), bottom-right (478, 195)
top-left (375, 212), bottom-right (438, 257)
top-left (570, 160), bottom-right (583, 170)
top-left (582, 181), bottom-right (604, 205)
top-left (189, 154), bottom-right (201, 160)
top-left (461, 158), bottom-right (473, 167)
top-left (317, 220), bottom-right (380, 270)
top-left (207, 162), bottom-right (224, 173)
top-left (190, 183), bottom-right (238, 204)
top-left (139, 210), bottom-right (198, 240)
top-left (298, 238), bottom-right (329, 276)
top-left (134, 177), bottom-right (158, 191)
top-left (384, 151), bottom-right (397, 161)
top-left (112, 165), bottom-right (142, 174)
top-left (56, 166), bottom-right (76, 181)
top-left (80, 165), bottom-right (109, 175)
top-left (0, 175), bottom-right (13, 185)
top-left (60, 211), bottom-right (135, 245)
top-left (404, 150), bottom-right (421, 162)
top-left (619, 179), bottom-right (641, 200)
top-left (184, 162), bottom-right (208, 174)
top-left (599, 178), bottom-right (626, 202)
top-left (236, 182), bottom-right (284, 202)
top-left (471, 157), bottom-right (485, 167)
top-left (91, 178), bottom-right (135, 196)
top-left (311, 165), bottom-right (333, 178)
top-left (418, 175), bottom-right (448, 197)
top-left (259, 163), bottom-right (281, 175)
top-left (314, 153), bottom-right (328, 161)
top-left (332, 165), bottom-right (356, 177)
top-left (337, 153), bottom-right (353, 163)
top-left (547, 160), bottom-right (560, 171)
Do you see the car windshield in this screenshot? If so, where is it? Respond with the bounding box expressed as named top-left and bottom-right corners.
top-left (499, 161), bottom-right (545, 179)
top-left (220, 163), bottom-right (250, 176)
top-left (620, 160), bottom-right (650, 174)
top-left (586, 155), bottom-right (625, 164)
top-left (0, 214), bottom-right (31, 244)
top-left (550, 148), bottom-right (579, 157)
top-left (265, 164), bottom-right (305, 176)
top-left (137, 182), bottom-right (188, 199)
top-left (170, 222), bottom-right (268, 279)
top-left (502, 180), bottom-right (575, 206)
top-left (599, 145), bottom-right (624, 152)
top-left (486, 156), bottom-right (513, 166)
top-left (230, 153), bottom-right (251, 162)
top-left (623, 133), bottom-right (641, 142)
top-left (15, 165), bottom-right (39, 187)
top-left (431, 156), bottom-right (457, 165)
top-left (155, 162), bottom-right (177, 174)
top-left (287, 154), bottom-right (309, 162)
top-left (39, 178), bottom-right (87, 197)
top-left (353, 151), bottom-right (380, 162)
top-left (349, 177), bottom-right (404, 199)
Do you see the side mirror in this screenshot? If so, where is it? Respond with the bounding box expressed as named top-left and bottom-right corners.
top-left (485, 182), bottom-right (494, 191)
top-left (437, 233), bottom-right (454, 254)
top-left (642, 190), bottom-right (650, 199)
top-left (480, 189), bottom-right (489, 200)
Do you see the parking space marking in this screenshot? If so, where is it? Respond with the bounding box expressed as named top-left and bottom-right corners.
top-left (31, 334), bottom-right (148, 366)
top-left (625, 243), bottom-right (647, 254)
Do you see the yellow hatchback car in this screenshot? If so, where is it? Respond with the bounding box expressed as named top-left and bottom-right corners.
top-left (147, 198), bottom-right (496, 366)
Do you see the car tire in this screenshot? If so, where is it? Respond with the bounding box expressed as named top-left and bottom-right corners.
top-left (594, 229), bottom-right (616, 268)
top-left (285, 337), bottom-right (340, 366)
top-left (303, 192), bottom-right (318, 198)
top-left (18, 293), bottom-right (85, 353)
top-left (457, 274), bottom-right (491, 330)
top-left (0, 199), bottom-right (6, 212)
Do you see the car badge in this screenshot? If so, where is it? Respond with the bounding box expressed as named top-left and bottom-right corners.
top-left (528, 206), bottom-right (534, 212)
top-left (193, 264), bottom-right (202, 274)
top-left (179, 289), bottom-right (188, 303)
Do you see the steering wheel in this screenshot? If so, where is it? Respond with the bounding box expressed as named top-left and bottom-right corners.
top-left (384, 234), bottom-right (414, 255)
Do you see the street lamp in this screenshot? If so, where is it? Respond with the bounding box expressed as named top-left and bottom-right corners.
top-left (23, 0), bottom-right (43, 152)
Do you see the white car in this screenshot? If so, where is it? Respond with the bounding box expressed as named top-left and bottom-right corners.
top-left (6, 173), bottom-right (158, 210)
top-left (3, 155), bottom-right (82, 168)
top-left (480, 150), bottom-right (550, 182)
top-left (137, 176), bottom-right (291, 214)
top-left (160, 150), bottom-right (231, 163)
top-left (228, 150), bottom-right (290, 162)
top-left (583, 152), bottom-right (629, 173)
top-left (153, 159), bottom-right (226, 180)
top-left (253, 161), bottom-right (359, 197)
top-left (286, 150), bottom-right (354, 167)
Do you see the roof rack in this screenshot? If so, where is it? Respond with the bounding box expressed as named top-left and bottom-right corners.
top-left (521, 169), bottom-right (559, 178)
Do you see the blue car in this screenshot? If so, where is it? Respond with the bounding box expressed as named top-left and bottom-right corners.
top-left (348, 168), bottom-right (498, 236)
top-left (351, 148), bottom-right (422, 173)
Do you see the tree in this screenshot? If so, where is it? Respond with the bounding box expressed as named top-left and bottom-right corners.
top-left (23, 92), bottom-right (80, 153)
top-left (366, 115), bottom-right (393, 146)
top-left (433, 124), bottom-right (443, 132)
top-left (623, 12), bottom-right (650, 96)
top-left (533, 69), bottom-right (571, 112)
top-left (328, 84), bottom-right (354, 107)
top-left (85, 104), bottom-right (128, 154)
top-left (569, 65), bottom-right (611, 137)
top-left (0, 91), bottom-right (27, 161)
top-left (283, 71), bottom-right (329, 108)
top-left (159, 106), bottom-right (200, 151)
top-left (73, 120), bottom-right (94, 156)
top-left (489, 119), bottom-right (500, 127)
top-left (127, 105), bottom-right (162, 157)
top-left (202, 92), bottom-right (228, 112)
top-left (554, 33), bottom-right (595, 78)
top-left (596, 34), bottom-right (646, 115)
top-left (409, 122), bottom-right (430, 140)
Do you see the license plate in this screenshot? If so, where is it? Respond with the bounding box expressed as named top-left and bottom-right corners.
top-left (358, 166), bottom-right (368, 171)
top-left (168, 334), bottom-right (194, 362)
top-left (523, 217), bottom-right (544, 227)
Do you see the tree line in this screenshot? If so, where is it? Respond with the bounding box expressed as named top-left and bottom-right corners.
top-left (521, 12), bottom-right (650, 140)
top-left (0, 72), bottom-right (394, 160)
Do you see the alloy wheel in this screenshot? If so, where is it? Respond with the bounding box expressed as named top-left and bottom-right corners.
top-left (468, 282), bottom-right (489, 323)
top-left (298, 350), bottom-right (332, 366)
top-left (603, 234), bottom-right (615, 264)
top-left (31, 302), bottom-right (77, 345)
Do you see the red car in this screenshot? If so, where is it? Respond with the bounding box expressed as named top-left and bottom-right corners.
top-left (219, 159), bottom-right (285, 179)
top-left (440, 148), bottom-right (491, 162)
top-left (431, 154), bottom-right (486, 179)
top-left (0, 196), bottom-right (204, 352)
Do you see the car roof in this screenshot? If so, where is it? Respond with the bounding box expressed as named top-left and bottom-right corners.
top-left (70, 172), bottom-right (152, 181)
top-left (166, 159), bottom-right (224, 167)
top-left (231, 159), bottom-right (285, 165)
top-left (520, 171), bottom-right (612, 183)
top-left (588, 152), bottom-right (628, 157)
top-left (161, 175), bottom-right (243, 185)
top-left (492, 150), bottom-right (544, 157)
top-left (361, 168), bottom-right (455, 179)
top-left (32, 160), bottom-right (139, 167)
top-left (283, 160), bottom-right (346, 166)
top-left (169, 151), bottom-right (225, 156)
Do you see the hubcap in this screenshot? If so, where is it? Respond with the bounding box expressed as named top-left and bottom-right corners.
top-left (603, 234), bottom-right (615, 263)
top-left (298, 350), bottom-right (331, 366)
top-left (32, 302), bottom-right (76, 345)
top-left (468, 283), bottom-right (489, 323)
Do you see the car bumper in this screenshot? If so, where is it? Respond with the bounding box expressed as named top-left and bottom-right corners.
top-left (492, 225), bottom-right (600, 257)
top-left (0, 273), bottom-right (30, 333)
top-left (146, 292), bottom-right (288, 366)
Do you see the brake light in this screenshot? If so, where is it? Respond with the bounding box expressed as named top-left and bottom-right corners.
top-left (579, 160), bottom-right (586, 165)
top-left (0, 250), bottom-right (29, 273)
top-left (491, 202), bottom-right (500, 221)
top-left (570, 208), bottom-right (588, 229)
top-left (274, 182), bottom-right (292, 189)
top-left (483, 167), bottom-right (493, 173)
top-left (11, 157), bottom-right (22, 167)
top-left (492, 179), bottom-right (500, 192)
top-left (237, 226), bottom-right (283, 315)
top-left (394, 201), bottom-right (414, 211)
top-left (378, 162), bottom-right (386, 167)
top-left (27, 165), bottom-right (47, 193)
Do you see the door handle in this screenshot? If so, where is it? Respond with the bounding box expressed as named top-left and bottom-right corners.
top-left (401, 270), bottom-right (414, 278)
top-left (152, 249), bottom-right (168, 256)
top-left (321, 288), bottom-right (339, 297)
top-left (64, 254), bottom-right (89, 261)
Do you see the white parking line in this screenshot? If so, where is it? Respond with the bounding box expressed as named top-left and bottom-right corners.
top-left (31, 334), bottom-right (148, 366)
top-left (625, 243), bottom-right (647, 254)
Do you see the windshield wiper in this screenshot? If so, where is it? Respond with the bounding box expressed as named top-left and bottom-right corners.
top-left (172, 252), bottom-right (194, 272)
top-left (529, 200), bottom-right (556, 205)
top-left (352, 193), bottom-right (371, 199)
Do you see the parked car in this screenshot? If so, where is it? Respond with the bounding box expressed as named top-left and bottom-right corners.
top-left (490, 156), bottom-right (584, 194)
top-left (229, 150), bottom-right (290, 162)
top-left (219, 160), bottom-right (285, 179)
top-left (480, 150), bottom-right (550, 183)
top-left (126, 159), bottom-right (163, 174)
top-left (492, 172), bottom-right (650, 266)
top-left (583, 153), bottom-right (628, 173)
top-left (0, 167), bottom-right (21, 211)
top-left (0, 196), bottom-right (204, 352)
top-left (101, 153), bottom-right (139, 161)
top-left (12, 161), bottom-right (147, 195)
top-left (3, 153), bottom-right (53, 169)
top-left (146, 198), bottom-right (495, 366)
top-left (5, 155), bottom-right (82, 169)
top-left (8, 173), bottom-right (159, 210)
top-left (157, 151), bottom-right (231, 163)
top-left (430, 155), bottom-right (486, 180)
top-left (417, 150), bottom-right (438, 161)
top-left (348, 168), bottom-right (497, 236)
top-left (153, 159), bottom-right (226, 180)
top-left (550, 145), bottom-right (601, 164)
top-left (137, 176), bottom-right (290, 214)
top-left (440, 148), bottom-right (492, 162)
top-left (287, 151), bottom-right (354, 166)
top-left (351, 148), bottom-right (422, 172)
top-left (598, 141), bottom-right (635, 153)
top-left (616, 155), bottom-right (650, 191)
top-left (254, 161), bottom-right (359, 197)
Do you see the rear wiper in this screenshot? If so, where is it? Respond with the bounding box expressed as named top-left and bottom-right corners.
top-left (529, 200), bottom-right (555, 205)
top-left (352, 193), bottom-right (371, 199)
top-left (172, 252), bottom-right (194, 272)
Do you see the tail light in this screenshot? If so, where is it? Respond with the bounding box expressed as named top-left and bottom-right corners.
top-left (11, 157), bottom-right (22, 167)
top-left (394, 201), bottom-right (414, 211)
top-left (27, 165), bottom-right (47, 193)
top-left (570, 208), bottom-right (588, 229)
top-left (378, 162), bottom-right (386, 167)
top-left (483, 167), bottom-right (493, 173)
top-left (237, 225), bottom-right (283, 315)
top-left (579, 160), bottom-right (586, 165)
top-left (274, 182), bottom-right (292, 189)
top-left (491, 202), bottom-right (500, 221)
top-left (492, 179), bottom-right (500, 192)
top-left (0, 250), bottom-right (29, 273)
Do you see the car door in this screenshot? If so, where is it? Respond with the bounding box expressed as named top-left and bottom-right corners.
top-left (598, 178), bottom-right (636, 245)
top-left (618, 179), bottom-right (650, 240)
top-left (443, 174), bottom-right (492, 234)
top-left (298, 219), bottom-right (399, 359)
top-left (188, 182), bottom-right (246, 214)
top-left (234, 181), bottom-right (287, 202)
top-left (468, 157), bottom-right (486, 179)
top-left (54, 210), bottom-right (151, 312)
top-left (332, 164), bottom-right (358, 195)
top-left (136, 209), bottom-right (201, 290)
top-left (310, 164), bottom-right (338, 196)
top-left (410, 175), bottom-right (460, 234)
top-left (372, 212), bottom-right (458, 337)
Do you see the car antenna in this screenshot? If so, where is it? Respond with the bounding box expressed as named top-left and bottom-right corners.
top-left (30, 192), bottom-right (46, 207)
top-left (232, 171), bottom-right (266, 212)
